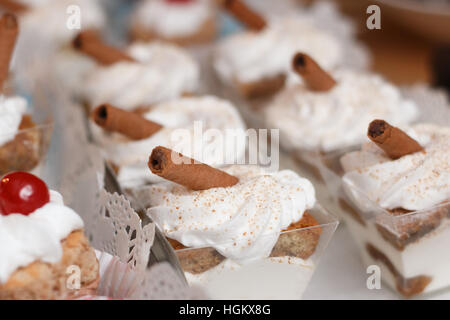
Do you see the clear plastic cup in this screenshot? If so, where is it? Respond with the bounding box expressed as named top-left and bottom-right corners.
top-left (173, 204), bottom-right (338, 299)
top-left (314, 145), bottom-right (450, 298)
top-left (341, 179), bottom-right (450, 298)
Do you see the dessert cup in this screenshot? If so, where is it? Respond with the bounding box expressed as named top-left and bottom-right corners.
top-left (286, 86), bottom-right (450, 224)
top-left (341, 181), bottom-right (450, 298)
top-left (318, 120), bottom-right (450, 298)
top-left (213, 0), bottom-right (369, 101)
top-left (173, 204), bottom-right (338, 299)
top-left (213, 20), bottom-right (342, 100)
top-left (140, 149), bottom-right (339, 300)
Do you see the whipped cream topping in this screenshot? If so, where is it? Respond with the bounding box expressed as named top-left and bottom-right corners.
top-left (265, 70), bottom-right (419, 152)
top-left (92, 96), bottom-right (247, 188)
top-left (132, 0), bottom-right (213, 37)
top-left (147, 165), bottom-right (316, 263)
top-left (0, 95), bottom-right (28, 147)
top-left (83, 42), bottom-right (199, 110)
top-left (20, 0), bottom-right (106, 45)
top-left (214, 15), bottom-right (342, 84)
top-left (341, 124), bottom-right (450, 211)
top-left (0, 190), bottom-right (84, 284)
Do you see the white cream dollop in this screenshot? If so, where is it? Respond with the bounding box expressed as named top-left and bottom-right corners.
top-left (214, 15), bottom-right (342, 85)
top-left (147, 165), bottom-right (316, 263)
top-left (82, 41), bottom-right (199, 110)
top-left (0, 190), bottom-right (84, 284)
top-left (341, 124), bottom-right (450, 211)
top-left (0, 95), bottom-right (28, 147)
top-left (92, 96), bottom-right (247, 188)
top-left (265, 70), bottom-right (419, 152)
top-left (132, 0), bottom-right (214, 37)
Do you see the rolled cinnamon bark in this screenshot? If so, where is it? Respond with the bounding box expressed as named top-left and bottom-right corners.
top-left (368, 120), bottom-right (424, 159)
top-left (0, 0), bottom-right (28, 13)
top-left (92, 104), bottom-right (163, 140)
top-left (222, 0), bottom-right (266, 31)
top-left (149, 146), bottom-right (239, 191)
top-left (292, 52), bottom-right (336, 92)
top-left (0, 13), bottom-right (18, 91)
top-left (73, 30), bottom-right (135, 65)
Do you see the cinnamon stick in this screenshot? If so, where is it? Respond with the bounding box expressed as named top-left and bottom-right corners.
top-left (368, 120), bottom-right (424, 159)
top-left (72, 30), bottom-right (135, 65)
top-left (92, 104), bottom-right (163, 140)
top-left (223, 0), bottom-right (266, 31)
top-left (0, 13), bottom-right (18, 91)
top-left (0, 0), bottom-right (28, 14)
top-left (292, 52), bottom-right (336, 92)
top-left (149, 146), bottom-right (239, 191)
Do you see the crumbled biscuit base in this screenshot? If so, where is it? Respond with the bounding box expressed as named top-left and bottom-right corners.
top-left (0, 230), bottom-right (99, 300)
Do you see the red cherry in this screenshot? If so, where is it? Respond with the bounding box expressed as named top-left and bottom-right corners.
top-left (0, 172), bottom-right (50, 216)
top-left (165, 0), bottom-right (195, 4)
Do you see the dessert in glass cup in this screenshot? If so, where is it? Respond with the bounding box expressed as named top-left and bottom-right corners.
top-left (137, 146), bottom-right (338, 299)
top-left (89, 96), bottom-right (247, 190)
top-left (214, 0), bottom-right (347, 100)
top-left (335, 120), bottom-right (449, 297)
top-left (129, 0), bottom-right (218, 46)
top-left (264, 53), bottom-right (419, 219)
top-left (0, 172), bottom-right (99, 299)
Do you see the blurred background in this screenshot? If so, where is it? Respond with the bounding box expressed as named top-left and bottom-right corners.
top-left (325, 0), bottom-right (450, 91)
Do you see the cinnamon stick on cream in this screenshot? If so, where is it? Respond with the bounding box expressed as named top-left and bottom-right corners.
top-left (73, 30), bottom-right (135, 65)
top-left (0, 13), bottom-right (18, 91)
top-left (0, 0), bottom-right (28, 14)
top-left (222, 0), bottom-right (266, 31)
top-left (149, 146), bottom-right (239, 191)
top-left (92, 104), bottom-right (163, 140)
top-left (292, 52), bottom-right (336, 92)
top-left (368, 120), bottom-right (424, 159)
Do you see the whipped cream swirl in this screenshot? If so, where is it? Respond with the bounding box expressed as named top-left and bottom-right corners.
top-left (214, 15), bottom-right (342, 84)
top-left (265, 70), bottom-right (419, 152)
top-left (147, 165), bottom-right (316, 263)
top-left (83, 42), bottom-right (199, 110)
top-left (0, 95), bottom-right (28, 147)
top-left (132, 0), bottom-right (213, 37)
top-left (0, 191), bottom-right (84, 284)
top-left (91, 96), bottom-right (247, 188)
top-left (341, 124), bottom-right (450, 211)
